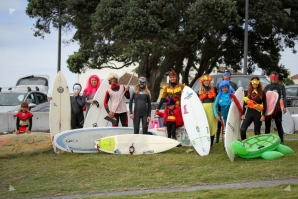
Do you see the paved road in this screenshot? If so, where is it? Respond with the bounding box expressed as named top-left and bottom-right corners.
top-left (40, 178), bottom-right (298, 199)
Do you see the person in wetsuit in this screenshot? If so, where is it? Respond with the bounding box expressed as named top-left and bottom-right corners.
top-left (215, 70), bottom-right (238, 143)
top-left (104, 72), bottom-right (130, 127)
top-left (129, 77), bottom-right (151, 134)
top-left (70, 83), bottom-right (85, 129)
top-left (240, 76), bottom-right (267, 140)
top-left (14, 102), bottom-right (33, 134)
top-left (263, 71), bottom-right (287, 144)
top-left (198, 74), bottom-right (218, 147)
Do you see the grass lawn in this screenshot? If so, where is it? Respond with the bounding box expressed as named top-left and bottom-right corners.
top-left (1, 131), bottom-right (297, 199)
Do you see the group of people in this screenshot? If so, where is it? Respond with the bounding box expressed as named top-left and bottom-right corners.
top-left (14, 69), bottom-right (287, 146)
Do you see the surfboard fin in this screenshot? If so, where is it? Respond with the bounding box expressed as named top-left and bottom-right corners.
top-left (104, 116), bottom-right (117, 124)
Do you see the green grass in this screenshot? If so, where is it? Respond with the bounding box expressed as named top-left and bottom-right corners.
top-left (1, 132), bottom-right (297, 199)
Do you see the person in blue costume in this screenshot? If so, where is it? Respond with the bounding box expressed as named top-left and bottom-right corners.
top-left (214, 80), bottom-right (241, 124)
top-left (215, 70), bottom-right (238, 143)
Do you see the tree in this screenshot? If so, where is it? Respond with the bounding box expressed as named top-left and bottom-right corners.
top-left (26, 0), bottom-right (298, 101)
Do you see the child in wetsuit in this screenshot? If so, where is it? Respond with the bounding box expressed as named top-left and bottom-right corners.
top-left (14, 102), bottom-right (33, 134)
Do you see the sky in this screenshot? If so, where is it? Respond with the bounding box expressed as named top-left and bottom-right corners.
top-left (1, 0), bottom-right (298, 95)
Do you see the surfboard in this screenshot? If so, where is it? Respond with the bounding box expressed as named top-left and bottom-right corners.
top-left (292, 114), bottom-right (298, 131)
top-left (266, 91), bottom-right (279, 116)
top-left (49, 71), bottom-right (71, 152)
top-left (0, 132), bottom-right (52, 158)
top-left (95, 134), bottom-right (180, 155)
top-left (181, 86), bottom-right (210, 156)
top-left (83, 79), bottom-right (110, 128)
top-left (53, 127), bottom-right (134, 153)
top-left (282, 108), bottom-right (294, 134)
top-left (224, 87), bottom-right (244, 162)
top-left (176, 126), bottom-right (192, 146)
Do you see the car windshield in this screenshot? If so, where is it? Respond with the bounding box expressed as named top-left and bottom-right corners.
top-left (0, 93), bottom-right (24, 106)
top-left (230, 77), bottom-right (270, 90)
top-left (286, 87), bottom-right (298, 97)
top-left (193, 75), bottom-right (270, 93)
top-left (17, 77), bottom-right (48, 86)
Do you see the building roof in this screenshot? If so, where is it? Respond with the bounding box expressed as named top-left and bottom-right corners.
top-left (118, 73), bottom-right (139, 85)
top-left (291, 74), bottom-right (298, 80)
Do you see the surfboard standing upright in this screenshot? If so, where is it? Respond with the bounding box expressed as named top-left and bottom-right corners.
top-left (224, 87), bottom-right (244, 162)
top-left (83, 79), bottom-right (110, 128)
top-left (49, 71), bottom-right (71, 152)
top-left (181, 86), bottom-right (210, 156)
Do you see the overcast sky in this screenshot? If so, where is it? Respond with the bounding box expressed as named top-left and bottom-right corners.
top-left (1, 0), bottom-right (298, 95)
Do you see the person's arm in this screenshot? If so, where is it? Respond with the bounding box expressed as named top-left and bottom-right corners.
top-left (129, 93), bottom-right (135, 114)
top-left (213, 96), bottom-right (219, 117)
top-left (124, 85), bottom-right (130, 99)
top-left (28, 117), bottom-right (33, 131)
top-left (16, 117), bottom-right (20, 131)
top-left (157, 98), bottom-right (165, 110)
top-left (147, 94), bottom-right (152, 118)
top-left (76, 96), bottom-right (85, 107)
top-left (104, 91), bottom-right (111, 113)
top-left (281, 84), bottom-right (287, 108)
top-left (262, 91), bottom-right (267, 117)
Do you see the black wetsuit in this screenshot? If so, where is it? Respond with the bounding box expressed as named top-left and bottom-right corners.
top-left (240, 91), bottom-right (267, 140)
top-left (129, 90), bottom-right (151, 134)
top-left (215, 80), bottom-right (238, 143)
top-left (70, 95), bottom-right (85, 129)
top-left (263, 83), bottom-right (286, 143)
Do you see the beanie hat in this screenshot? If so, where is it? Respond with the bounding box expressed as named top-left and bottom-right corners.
top-left (166, 97), bottom-right (175, 106)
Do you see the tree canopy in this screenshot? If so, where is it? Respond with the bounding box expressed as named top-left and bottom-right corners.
top-left (26, 0), bottom-right (298, 101)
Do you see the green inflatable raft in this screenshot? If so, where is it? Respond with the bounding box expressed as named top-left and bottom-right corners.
top-left (232, 134), bottom-right (294, 160)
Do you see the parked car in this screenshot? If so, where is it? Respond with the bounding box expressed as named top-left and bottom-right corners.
top-left (285, 84), bottom-right (298, 107)
top-left (0, 75), bottom-right (50, 112)
top-left (192, 74), bottom-right (270, 95)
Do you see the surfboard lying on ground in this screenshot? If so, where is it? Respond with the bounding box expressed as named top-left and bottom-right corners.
top-left (49, 71), bottom-right (71, 153)
top-left (53, 127), bottom-right (134, 153)
top-left (0, 132), bottom-right (52, 158)
top-left (95, 134), bottom-right (180, 155)
top-left (83, 79), bottom-right (110, 128)
top-left (225, 87), bottom-right (244, 162)
top-left (181, 86), bottom-right (210, 156)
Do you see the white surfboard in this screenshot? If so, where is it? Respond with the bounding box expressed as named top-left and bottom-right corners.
top-left (181, 86), bottom-right (210, 156)
top-left (49, 71), bottom-right (71, 150)
top-left (292, 114), bottom-right (298, 131)
top-left (83, 79), bottom-right (110, 128)
top-left (225, 87), bottom-right (244, 162)
top-left (282, 108), bottom-right (295, 134)
top-left (53, 127), bottom-right (134, 153)
top-left (96, 134), bottom-right (180, 155)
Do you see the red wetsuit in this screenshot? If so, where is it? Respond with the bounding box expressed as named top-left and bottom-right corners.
top-left (14, 111), bottom-right (33, 133)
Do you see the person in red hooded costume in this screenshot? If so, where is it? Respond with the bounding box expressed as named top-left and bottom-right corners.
top-left (156, 97), bottom-right (183, 140)
top-left (14, 102), bottom-right (33, 134)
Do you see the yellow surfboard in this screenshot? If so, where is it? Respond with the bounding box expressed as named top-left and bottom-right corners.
top-left (0, 132), bottom-right (52, 158)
